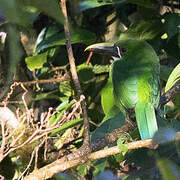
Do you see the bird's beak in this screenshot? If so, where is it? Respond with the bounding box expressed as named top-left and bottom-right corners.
top-left (85, 43), bottom-right (120, 58)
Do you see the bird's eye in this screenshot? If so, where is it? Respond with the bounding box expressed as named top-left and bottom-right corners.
top-left (120, 48), bottom-right (126, 56)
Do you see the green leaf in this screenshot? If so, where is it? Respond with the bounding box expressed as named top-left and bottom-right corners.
top-left (101, 76), bottom-right (115, 115)
top-left (165, 63), bottom-right (180, 92)
top-left (49, 100), bottom-right (74, 125)
top-left (35, 90), bottom-right (60, 101)
top-left (77, 64), bottom-right (95, 83)
top-left (119, 19), bottom-right (163, 41)
top-left (35, 26), bottom-right (96, 53)
top-left (91, 112), bottom-right (125, 142)
top-left (157, 158), bottom-right (180, 180)
top-left (93, 159), bottom-right (107, 176)
top-left (102, 106), bottom-right (120, 122)
top-left (164, 13), bottom-right (180, 40)
top-left (0, 0), bottom-right (30, 26)
top-left (55, 128), bottom-right (72, 150)
top-left (117, 138), bottom-right (128, 156)
top-left (25, 52), bottom-right (48, 71)
top-left (56, 100), bottom-right (74, 112)
top-left (50, 118), bottom-right (83, 136)
top-left (92, 64), bottom-right (109, 74)
top-left (77, 165), bottom-right (89, 176)
top-left (59, 81), bottom-right (72, 101)
top-left (79, 0), bottom-right (115, 11)
top-left (23, 0), bottom-right (63, 24)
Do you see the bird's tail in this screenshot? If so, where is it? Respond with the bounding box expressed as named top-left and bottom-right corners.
top-left (135, 102), bottom-right (158, 139)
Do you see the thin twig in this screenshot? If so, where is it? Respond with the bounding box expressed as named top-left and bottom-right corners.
top-left (0, 120), bottom-right (6, 162)
top-left (18, 149), bottom-right (36, 180)
top-left (60, 0), bottom-right (90, 150)
top-left (18, 74), bottom-right (69, 86)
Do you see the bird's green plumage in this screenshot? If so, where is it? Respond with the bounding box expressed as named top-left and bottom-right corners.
top-left (112, 39), bottom-right (160, 139)
top-left (86, 39), bottom-right (160, 139)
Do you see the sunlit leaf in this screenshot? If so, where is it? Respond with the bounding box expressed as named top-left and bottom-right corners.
top-left (101, 75), bottom-right (115, 115)
top-left (49, 100), bottom-right (74, 125)
top-left (50, 118), bottom-right (83, 136)
top-left (77, 165), bottom-right (89, 176)
top-left (92, 64), bottom-right (109, 74)
top-left (165, 63), bottom-right (180, 92)
top-left (55, 128), bottom-right (72, 149)
top-left (117, 138), bottom-right (128, 156)
top-left (56, 100), bottom-right (74, 112)
top-left (25, 52), bottom-right (48, 71)
top-left (59, 81), bottom-right (72, 101)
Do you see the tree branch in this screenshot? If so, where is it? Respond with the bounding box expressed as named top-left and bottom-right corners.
top-left (24, 132), bottom-right (180, 180)
top-left (160, 80), bottom-right (180, 107)
top-left (60, 0), bottom-right (90, 152)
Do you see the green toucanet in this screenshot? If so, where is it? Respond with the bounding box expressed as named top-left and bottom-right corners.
top-left (85, 39), bottom-right (160, 139)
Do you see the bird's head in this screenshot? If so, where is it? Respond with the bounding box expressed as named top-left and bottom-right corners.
top-left (85, 42), bottom-right (127, 62)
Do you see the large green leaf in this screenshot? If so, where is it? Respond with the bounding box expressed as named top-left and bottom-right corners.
top-left (165, 63), bottom-right (180, 92)
top-left (157, 158), bottom-right (180, 180)
top-left (119, 19), bottom-right (163, 41)
top-left (25, 52), bottom-right (48, 70)
top-left (22, 0), bottom-right (63, 24)
top-left (0, 0), bottom-right (30, 26)
top-left (35, 25), bottom-right (96, 53)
